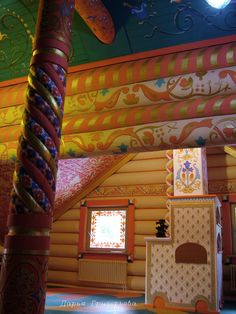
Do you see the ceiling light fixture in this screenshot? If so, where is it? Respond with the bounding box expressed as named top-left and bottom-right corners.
top-left (205, 0), bottom-right (231, 9)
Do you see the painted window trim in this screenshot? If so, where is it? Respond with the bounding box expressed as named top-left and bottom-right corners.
top-left (78, 199), bottom-right (134, 262)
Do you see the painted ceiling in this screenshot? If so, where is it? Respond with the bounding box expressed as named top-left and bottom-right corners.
top-left (0, 0), bottom-right (236, 82)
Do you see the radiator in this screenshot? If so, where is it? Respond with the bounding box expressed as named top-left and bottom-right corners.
top-left (78, 259), bottom-right (127, 286)
top-left (230, 264), bottom-right (236, 290)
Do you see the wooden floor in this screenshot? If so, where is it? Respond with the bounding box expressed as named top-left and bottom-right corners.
top-left (45, 286), bottom-right (236, 314)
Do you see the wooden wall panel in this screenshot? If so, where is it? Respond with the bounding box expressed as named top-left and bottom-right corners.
top-left (135, 208), bottom-right (168, 220)
top-left (134, 247), bottom-right (146, 260)
top-left (59, 209), bottom-right (80, 220)
top-left (207, 147), bottom-right (225, 155)
top-left (133, 151), bottom-right (167, 160)
top-left (49, 257), bottom-right (78, 272)
top-left (48, 270), bottom-right (78, 286)
top-left (135, 221), bottom-right (156, 235)
top-left (208, 166), bottom-right (236, 181)
top-left (135, 196), bottom-right (167, 209)
top-left (206, 146), bottom-right (236, 298)
top-left (127, 261), bottom-right (145, 276)
top-left (207, 154), bottom-right (236, 168)
top-left (101, 171), bottom-right (166, 186)
top-left (48, 205), bottom-right (80, 287)
top-left (50, 233), bottom-right (78, 245)
top-left (50, 245), bottom-right (78, 258)
top-left (117, 159), bottom-right (167, 172)
top-left (51, 221), bottom-right (79, 233)
top-left (127, 276), bottom-right (145, 291)
top-left (134, 235), bottom-right (147, 247)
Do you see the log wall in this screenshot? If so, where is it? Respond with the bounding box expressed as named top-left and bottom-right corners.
top-left (48, 148), bottom-right (236, 291)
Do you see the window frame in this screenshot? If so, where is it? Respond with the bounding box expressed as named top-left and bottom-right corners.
top-left (231, 203), bottom-right (236, 255)
top-left (78, 199), bottom-right (134, 261)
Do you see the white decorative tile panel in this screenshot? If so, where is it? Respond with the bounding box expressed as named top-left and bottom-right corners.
top-left (150, 206), bottom-right (212, 305)
top-left (173, 148), bottom-right (208, 196)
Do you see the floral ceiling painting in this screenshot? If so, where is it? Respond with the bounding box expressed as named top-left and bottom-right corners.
top-left (0, 0), bottom-right (235, 82)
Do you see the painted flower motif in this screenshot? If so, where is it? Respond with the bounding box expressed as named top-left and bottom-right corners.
top-left (223, 127), bottom-right (236, 138)
top-left (183, 161), bottom-right (193, 172)
top-left (91, 133), bottom-right (101, 141)
top-left (36, 158), bottom-right (46, 169)
top-left (118, 143), bottom-right (128, 152)
top-left (126, 2), bottom-right (148, 20)
top-left (0, 32), bottom-right (7, 41)
top-left (10, 155), bottom-right (17, 162)
top-left (45, 138), bottom-right (54, 149)
top-left (52, 85), bottom-right (60, 96)
top-left (22, 175), bottom-right (32, 188)
top-left (34, 189), bottom-right (44, 202)
top-left (45, 169), bottom-right (53, 180)
top-left (155, 78), bottom-right (165, 88)
top-left (123, 93), bottom-right (139, 106)
top-left (41, 73), bottom-right (49, 84)
top-left (196, 71), bottom-right (207, 80)
top-left (55, 93), bottom-right (62, 101)
top-left (179, 77), bottom-right (193, 90)
top-left (26, 147), bottom-right (36, 159)
top-left (50, 147), bottom-right (57, 159)
top-left (67, 149), bottom-right (77, 157)
top-left (142, 131), bottom-right (155, 145)
top-left (195, 136), bottom-right (206, 146)
top-left (33, 124), bottom-right (42, 135)
top-left (100, 89), bottom-right (109, 96)
top-left (45, 203), bottom-right (52, 212)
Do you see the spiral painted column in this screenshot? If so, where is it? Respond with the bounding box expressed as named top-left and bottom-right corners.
top-left (0, 1), bottom-right (74, 313)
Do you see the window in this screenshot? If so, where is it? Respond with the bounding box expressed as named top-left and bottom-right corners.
top-left (88, 208), bottom-right (126, 250)
top-left (79, 199), bottom-right (134, 260)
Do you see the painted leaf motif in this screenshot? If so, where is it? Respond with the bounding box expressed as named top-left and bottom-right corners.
top-left (143, 131), bottom-right (154, 145)
top-left (223, 127), bottom-right (236, 138)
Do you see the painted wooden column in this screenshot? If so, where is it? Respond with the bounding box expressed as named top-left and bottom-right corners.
top-left (0, 1), bottom-right (74, 313)
top-left (173, 148), bottom-right (208, 196)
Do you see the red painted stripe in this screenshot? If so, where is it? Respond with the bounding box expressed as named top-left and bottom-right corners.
top-left (31, 54), bottom-right (68, 70)
top-left (7, 213), bottom-right (52, 229)
top-left (35, 38), bottom-right (70, 57)
top-left (5, 235), bottom-right (50, 250)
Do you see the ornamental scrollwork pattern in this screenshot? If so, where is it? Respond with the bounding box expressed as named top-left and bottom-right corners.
top-left (0, 3), bottom-right (35, 78)
top-left (123, 0), bottom-right (236, 39)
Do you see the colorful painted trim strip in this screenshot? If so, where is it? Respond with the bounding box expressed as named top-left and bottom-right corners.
top-left (66, 42), bottom-right (236, 95)
top-left (59, 114), bottom-right (236, 157)
top-left (0, 41), bottom-right (235, 110)
top-left (1, 92), bottom-right (236, 145)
